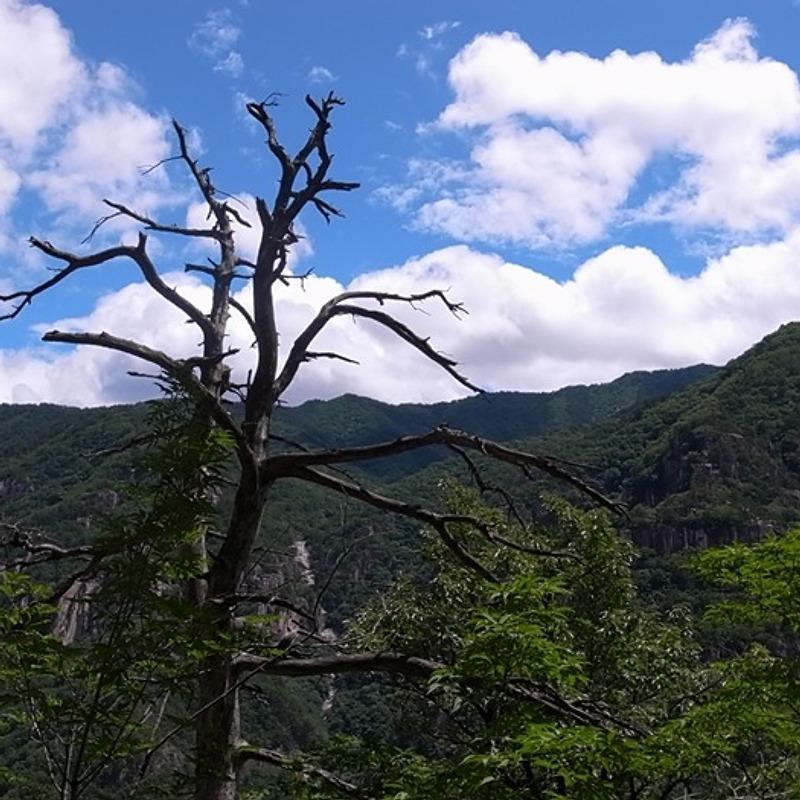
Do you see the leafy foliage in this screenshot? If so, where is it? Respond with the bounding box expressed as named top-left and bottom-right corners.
top-left (293, 495), bottom-right (796, 800)
top-left (0, 390), bottom-right (238, 798)
top-left (693, 527), bottom-right (800, 630)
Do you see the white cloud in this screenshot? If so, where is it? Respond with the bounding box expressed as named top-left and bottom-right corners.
top-left (28, 103), bottom-right (172, 224)
top-left (0, 159), bottom-right (21, 217)
top-left (399, 19), bottom-right (461, 78)
top-left (308, 66), bottom-right (336, 84)
top-left (0, 0), bottom-right (85, 152)
top-left (0, 0), bottom-right (176, 256)
top-left (419, 21), bottom-right (460, 41)
top-left (0, 0), bottom-right (82, 243)
top-left (6, 230), bottom-right (800, 406)
top-left (214, 51), bottom-right (244, 78)
top-left (189, 9), bottom-right (244, 78)
top-left (341, 233), bottom-right (800, 397)
top-left (194, 9), bottom-right (240, 51)
top-left (401, 19), bottom-right (800, 248)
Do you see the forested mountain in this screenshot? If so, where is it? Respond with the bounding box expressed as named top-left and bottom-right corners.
top-left (6, 323), bottom-right (800, 574)
top-left (0, 358), bottom-right (718, 633)
top-left (0, 361), bottom-right (715, 526)
top-left (277, 362), bottom-right (713, 456)
top-left (531, 322), bottom-right (800, 551)
top-left (4, 324), bottom-right (800, 798)
top-left (5, 324), bottom-right (800, 555)
top-left (0, 403), bottom-right (146, 532)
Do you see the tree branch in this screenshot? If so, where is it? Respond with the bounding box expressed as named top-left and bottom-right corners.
top-left (41, 330), bottom-right (244, 447)
top-left (1, 240), bottom-right (133, 321)
top-left (265, 425), bottom-right (620, 515)
top-left (305, 350), bottom-right (360, 365)
top-left (242, 93), bottom-right (360, 428)
top-left (283, 465), bottom-right (499, 582)
top-left (172, 120), bottom-right (247, 232)
top-left (274, 289), bottom-right (478, 399)
top-left (6, 235), bottom-right (216, 342)
top-left (42, 329), bottom-right (190, 374)
top-left (100, 200), bottom-right (224, 240)
top-left (228, 295), bottom-right (258, 340)
top-left (234, 650), bottom-right (442, 680)
top-left (233, 650), bottom-right (643, 736)
top-left (233, 745), bottom-right (371, 799)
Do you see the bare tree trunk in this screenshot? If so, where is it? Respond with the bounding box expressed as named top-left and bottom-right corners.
top-left (193, 484), bottom-right (266, 800)
top-left (195, 654), bottom-right (240, 800)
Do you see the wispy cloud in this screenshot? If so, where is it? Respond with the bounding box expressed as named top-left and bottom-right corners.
top-left (308, 65), bottom-right (336, 84)
top-left (398, 20), bottom-right (461, 78)
top-left (419, 21), bottom-right (460, 41)
top-left (188, 9), bottom-right (244, 78)
top-left (214, 51), bottom-right (244, 78)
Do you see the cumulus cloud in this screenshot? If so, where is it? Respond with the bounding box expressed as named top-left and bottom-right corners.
top-left (188, 9), bottom-right (244, 78)
top-left (28, 102), bottom-right (172, 224)
top-left (5, 275), bottom-right (209, 406)
top-left (399, 19), bottom-right (800, 248)
top-left (5, 230), bottom-right (800, 406)
top-left (0, 0), bottom-right (175, 254)
top-left (3, 267), bottom-right (352, 406)
top-left (344, 232), bottom-right (800, 398)
top-left (0, 0), bottom-right (85, 153)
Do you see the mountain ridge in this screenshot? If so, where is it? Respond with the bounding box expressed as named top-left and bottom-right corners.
top-left (3, 324), bottom-right (800, 555)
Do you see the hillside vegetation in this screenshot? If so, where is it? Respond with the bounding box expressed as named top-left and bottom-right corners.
top-left (533, 322), bottom-right (800, 551)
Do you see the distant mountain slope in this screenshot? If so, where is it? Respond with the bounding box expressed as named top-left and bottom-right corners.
top-left (272, 363), bottom-right (718, 481)
top-left (0, 361), bottom-right (717, 544)
top-left (0, 403), bottom-right (145, 532)
top-left (537, 322), bottom-right (800, 551)
top-left (4, 323), bottom-right (800, 558)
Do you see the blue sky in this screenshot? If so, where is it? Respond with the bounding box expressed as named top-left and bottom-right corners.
top-left (2, 0), bottom-right (800, 405)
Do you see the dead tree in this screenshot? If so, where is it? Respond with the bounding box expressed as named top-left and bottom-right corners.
top-left (0, 94), bottom-right (618, 800)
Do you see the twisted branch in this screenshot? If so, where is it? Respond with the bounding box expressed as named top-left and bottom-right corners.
top-left (275, 289), bottom-right (477, 399)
